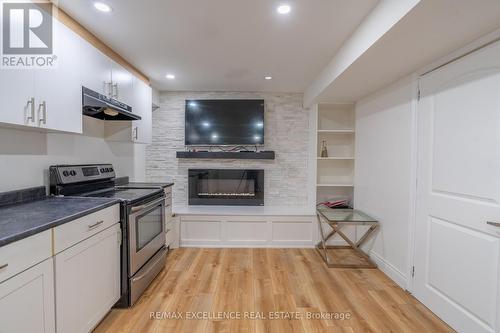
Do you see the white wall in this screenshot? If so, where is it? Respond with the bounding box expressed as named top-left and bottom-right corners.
top-left (354, 75), bottom-right (416, 288)
top-left (0, 117), bottom-right (147, 192)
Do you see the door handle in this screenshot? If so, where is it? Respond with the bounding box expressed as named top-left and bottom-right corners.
top-left (26, 97), bottom-right (35, 123)
top-left (487, 221), bottom-right (500, 228)
top-left (38, 101), bottom-right (47, 125)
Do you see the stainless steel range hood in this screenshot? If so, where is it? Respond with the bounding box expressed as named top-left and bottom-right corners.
top-left (82, 87), bottom-right (141, 121)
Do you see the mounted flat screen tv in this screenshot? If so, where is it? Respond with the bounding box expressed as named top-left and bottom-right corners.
top-left (185, 99), bottom-right (265, 146)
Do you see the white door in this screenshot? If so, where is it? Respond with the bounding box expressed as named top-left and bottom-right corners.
top-left (414, 41), bottom-right (500, 333)
top-left (55, 224), bottom-right (121, 333)
top-left (0, 258), bottom-right (55, 333)
top-left (34, 20), bottom-right (82, 133)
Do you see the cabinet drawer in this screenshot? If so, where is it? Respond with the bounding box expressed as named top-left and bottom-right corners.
top-left (0, 230), bottom-right (52, 283)
top-left (53, 204), bottom-right (120, 254)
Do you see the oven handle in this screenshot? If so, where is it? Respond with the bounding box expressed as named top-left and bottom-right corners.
top-left (130, 197), bottom-right (165, 214)
top-left (131, 249), bottom-right (166, 283)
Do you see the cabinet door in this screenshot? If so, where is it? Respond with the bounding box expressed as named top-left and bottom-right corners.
top-left (55, 224), bottom-right (120, 333)
top-left (79, 35), bottom-right (113, 96)
top-left (0, 258), bottom-right (55, 333)
top-left (104, 77), bottom-right (152, 143)
top-left (111, 61), bottom-right (134, 106)
top-left (0, 70), bottom-right (35, 128)
top-left (132, 79), bottom-right (152, 144)
top-left (34, 20), bottom-right (82, 133)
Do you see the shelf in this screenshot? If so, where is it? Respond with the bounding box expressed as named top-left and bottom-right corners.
top-left (317, 129), bottom-right (355, 133)
top-left (176, 151), bottom-right (275, 160)
top-left (317, 184), bottom-right (354, 187)
top-left (317, 157), bottom-right (354, 160)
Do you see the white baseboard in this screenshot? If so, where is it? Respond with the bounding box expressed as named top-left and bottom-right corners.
top-left (369, 250), bottom-right (408, 289)
top-left (180, 242), bottom-right (315, 248)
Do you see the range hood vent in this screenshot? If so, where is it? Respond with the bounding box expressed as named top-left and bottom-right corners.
top-left (82, 87), bottom-right (141, 121)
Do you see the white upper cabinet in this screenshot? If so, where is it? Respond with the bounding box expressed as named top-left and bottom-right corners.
top-left (0, 16), bottom-right (152, 139)
top-left (34, 20), bottom-right (82, 133)
top-left (0, 71), bottom-right (35, 128)
top-left (79, 38), bottom-right (113, 96)
top-left (132, 79), bottom-right (153, 144)
top-left (0, 21), bottom-right (82, 133)
top-left (104, 77), bottom-right (152, 144)
top-left (111, 61), bottom-right (134, 106)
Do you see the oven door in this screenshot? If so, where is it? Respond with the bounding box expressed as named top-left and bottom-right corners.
top-left (128, 196), bottom-right (165, 276)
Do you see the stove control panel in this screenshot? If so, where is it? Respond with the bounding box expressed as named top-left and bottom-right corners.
top-left (50, 164), bottom-right (116, 185)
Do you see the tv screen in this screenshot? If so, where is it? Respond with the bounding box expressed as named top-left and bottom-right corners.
top-left (185, 99), bottom-right (265, 146)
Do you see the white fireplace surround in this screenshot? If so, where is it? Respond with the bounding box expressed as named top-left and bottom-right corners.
top-left (145, 91), bottom-right (317, 247)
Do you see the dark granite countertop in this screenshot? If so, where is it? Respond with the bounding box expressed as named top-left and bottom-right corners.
top-left (0, 196), bottom-right (121, 247)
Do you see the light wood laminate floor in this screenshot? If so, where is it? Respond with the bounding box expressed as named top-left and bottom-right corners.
top-left (94, 248), bottom-right (454, 333)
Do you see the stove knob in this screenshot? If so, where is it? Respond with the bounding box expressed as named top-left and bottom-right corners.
top-left (70, 170), bottom-right (77, 176)
top-left (62, 171), bottom-right (69, 177)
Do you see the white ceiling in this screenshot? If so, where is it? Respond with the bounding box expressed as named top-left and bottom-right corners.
top-left (58, 0), bottom-right (379, 92)
top-left (311, 0), bottom-right (500, 103)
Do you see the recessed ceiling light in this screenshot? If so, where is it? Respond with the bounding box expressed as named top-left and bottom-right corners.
top-left (277, 4), bottom-right (291, 14)
top-left (166, 74), bottom-right (175, 79)
top-left (264, 76), bottom-right (272, 80)
top-left (94, 2), bottom-right (112, 12)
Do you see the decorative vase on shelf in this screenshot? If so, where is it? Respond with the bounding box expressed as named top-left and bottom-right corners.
top-left (321, 140), bottom-right (328, 157)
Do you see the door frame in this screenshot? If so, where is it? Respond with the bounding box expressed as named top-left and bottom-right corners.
top-left (407, 27), bottom-right (500, 294)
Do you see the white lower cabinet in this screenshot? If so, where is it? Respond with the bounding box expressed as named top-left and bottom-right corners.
top-left (0, 258), bottom-right (56, 333)
top-left (55, 223), bottom-right (121, 333)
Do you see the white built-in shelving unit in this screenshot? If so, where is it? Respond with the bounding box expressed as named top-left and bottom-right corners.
top-left (315, 103), bottom-right (355, 205)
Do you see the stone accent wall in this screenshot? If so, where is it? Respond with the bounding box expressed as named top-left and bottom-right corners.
top-left (146, 91), bottom-right (310, 208)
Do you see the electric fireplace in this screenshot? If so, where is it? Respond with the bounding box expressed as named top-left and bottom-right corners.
top-left (188, 169), bottom-right (264, 206)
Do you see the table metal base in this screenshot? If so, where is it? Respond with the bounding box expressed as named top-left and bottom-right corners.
top-left (316, 212), bottom-right (379, 268)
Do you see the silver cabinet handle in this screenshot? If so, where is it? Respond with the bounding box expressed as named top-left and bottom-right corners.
top-left (38, 101), bottom-right (47, 125)
top-left (112, 83), bottom-right (118, 99)
top-left (88, 220), bottom-right (104, 230)
top-left (487, 221), bottom-right (500, 228)
top-left (26, 97), bottom-right (35, 123)
top-left (0, 263), bottom-right (8, 270)
top-left (104, 81), bottom-right (113, 97)
top-left (132, 127), bottom-right (138, 141)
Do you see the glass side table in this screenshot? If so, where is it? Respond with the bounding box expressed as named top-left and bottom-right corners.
top-left (316, 205), bottom-right (379, 268)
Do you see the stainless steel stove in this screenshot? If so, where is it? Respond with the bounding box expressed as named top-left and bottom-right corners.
top-left (49, 163), bottom-right (167, 307)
